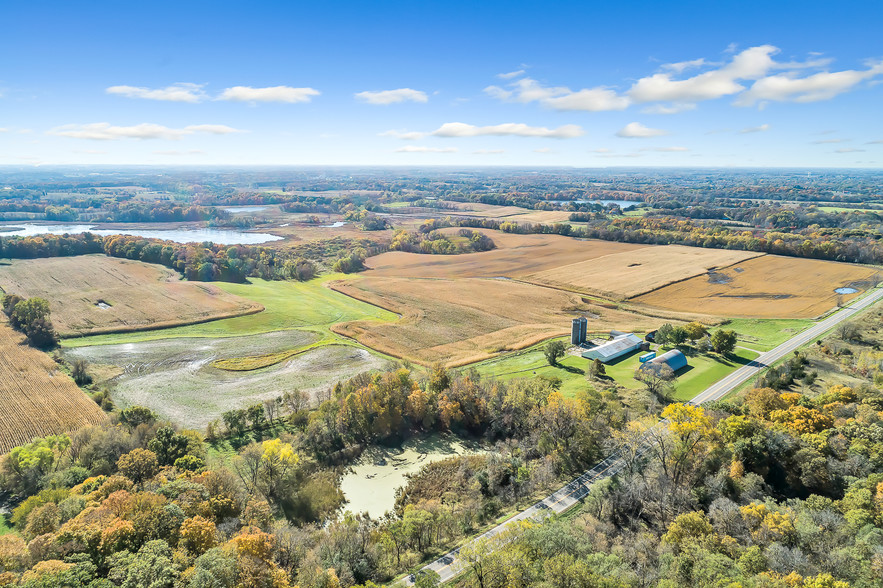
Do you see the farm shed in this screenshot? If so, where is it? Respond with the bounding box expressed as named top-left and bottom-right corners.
top-left (581, 333), bottom-right (642, 363)
top-left (646, 349), bottom-right (688, 372)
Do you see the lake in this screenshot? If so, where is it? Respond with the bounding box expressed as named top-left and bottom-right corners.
top-left (0, 223), bottom-right (283, 245)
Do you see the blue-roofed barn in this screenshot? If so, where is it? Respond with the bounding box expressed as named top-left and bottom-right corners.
top-left (646, 349), bottom-right (688, 372)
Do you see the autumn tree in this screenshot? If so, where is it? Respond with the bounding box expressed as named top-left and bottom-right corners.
top-left (684, 321), bottom-right (708, 342)
top-left (117, 448), bottom-right (158, 484)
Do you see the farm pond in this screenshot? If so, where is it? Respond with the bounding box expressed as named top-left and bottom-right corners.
top-left (340, 434), bottom-right (485, 518)
top-left (0, 223), bottom-right (282, 245)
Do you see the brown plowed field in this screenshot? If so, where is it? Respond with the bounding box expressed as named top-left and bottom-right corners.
top-left (525, 245), bottom-right (763, 299)
top-left (365, 231), bottom-right (648, 279)
top-left (633, 255), bottom-right (881, 318)
top-left (330, 276), bottom-right (660, 366)
top-left (0, 323), bottom-right (105, 453)
top-left (0, 255), bottom-right (263, 336)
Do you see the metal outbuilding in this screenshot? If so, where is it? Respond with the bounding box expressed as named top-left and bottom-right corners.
top-left (646, 349), bottom-right (688, 372)
top-left (581, 333), bottom-right (643, 363)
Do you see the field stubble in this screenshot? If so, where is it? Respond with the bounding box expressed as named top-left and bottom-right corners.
top-left (0, 323), bottom-right (105, 454)
top-left (0, 255), bottom-right (262, 336)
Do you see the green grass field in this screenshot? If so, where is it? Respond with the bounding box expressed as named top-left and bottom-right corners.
top-left (0, 515), bottom-right (13, 536)
top-left (63, 274), bottom-right (398, 347)
top-left (724, 318), bottom-right (812, 351)
top-left (474, 336), bottom-right (759, 402)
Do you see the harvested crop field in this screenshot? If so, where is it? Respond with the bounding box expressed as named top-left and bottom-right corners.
top-left (330, 276), bottom-right (659, 366)
top-left (444, 202), bottom-right (575, 223)
top-left (634, 255), bottom-right (881, 318)
top-left (0, 255), bottom-right (262, 336)
top-left (365, 231), bottom-right (646, 279)
top-left (525, 245), bottom-right (763, 299)
top-left (0, 323), bottom-right (105, 453)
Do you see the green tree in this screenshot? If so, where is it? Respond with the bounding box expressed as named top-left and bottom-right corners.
top-left (119, 405), bottom-right (156, 427)
top-left (544, 340), bottom-right (567, 366)
top-left (587, 358), bottom-right (606, 378)
top-left (670, 326), bottom-right (689, 346)
top-left (147, 427), bottom-right (190, 466)
top-left (186, 548), bottom-right (237, 588)
top-left (655, 323), bottom-right (674, 346)
top-left (711, 330), bottom-right (738, 354)
top-left (107, 540), bottom-right (175, 588)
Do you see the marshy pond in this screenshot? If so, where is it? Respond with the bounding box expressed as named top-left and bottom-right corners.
top-left (340, 434), bottom-right (485, 518)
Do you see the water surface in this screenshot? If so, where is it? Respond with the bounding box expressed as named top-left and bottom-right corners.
top-left (0, 223), bottom-right (282, 245)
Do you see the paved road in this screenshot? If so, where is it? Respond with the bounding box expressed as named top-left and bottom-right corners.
top-left (408, 286), bottom-right (883, 585)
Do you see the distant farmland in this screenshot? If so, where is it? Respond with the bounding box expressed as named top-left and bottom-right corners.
top-left (0, 255), bottom-right (263, 336)
top-left (0, 323), bottom-right (105, 453)
top-left (634, 255), bottom-right (881, 318)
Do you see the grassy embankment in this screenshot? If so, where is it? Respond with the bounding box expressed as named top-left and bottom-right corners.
top-left (475, 319), bottom-right (810, 401)
top-left (62, 274), bottom-right (399, 370)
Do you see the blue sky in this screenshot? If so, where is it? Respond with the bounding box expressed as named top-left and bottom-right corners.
top-left (2, 0), bottom-right (882, 167)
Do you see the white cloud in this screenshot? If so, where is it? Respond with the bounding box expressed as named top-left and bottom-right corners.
top-left (661, 58), bottom-right (708, 74)
top-left (641, 103), bottom-right (696, 115)
top-left (379, 129), bottom-right (426, 140)
top-left (394, 145), bottom-right (457, 153)
top-left (867, 140), bottom-right (883, 144)
top-left (106, 83), bottom-right (206, 103)
top-left (735, 61), bottom-right (883, 106)
top-left (0, 128), bottom-right (8, 133)
top-left (811, 138), bottom-right (845, 144)
top-left (48, 122), bottom-right (244, 140)
top-left (533, 147), bottom-right (554, 153)
top-left (432, 122), bottom-right (585, 139)
top-left (542, 88), bottom-right (631, 111)
top-left (484, 78), bottom-right (629, 111)
top-left (497, 69), bottom-right (526, 79)
top-left (740, 124), bottom-right (770, 133)
top-left (473, 149), bottom-right (505, 154)
top-left (616, 122), bottom-right (669, 138)
top-left (591, 148), bottom-right (611, 153)
top-left (640, 146), bottom-right (689, 152)
top-left (355, 88), bottom-right (428, 105)
top-left (153, 150), bottom-right (205, 155)
top-left (628, 45), bottom-right (780, 103)
top-left (835, 148), bottom-right (865, 153)
top-left (219, 86), bottom-right (320, 103)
